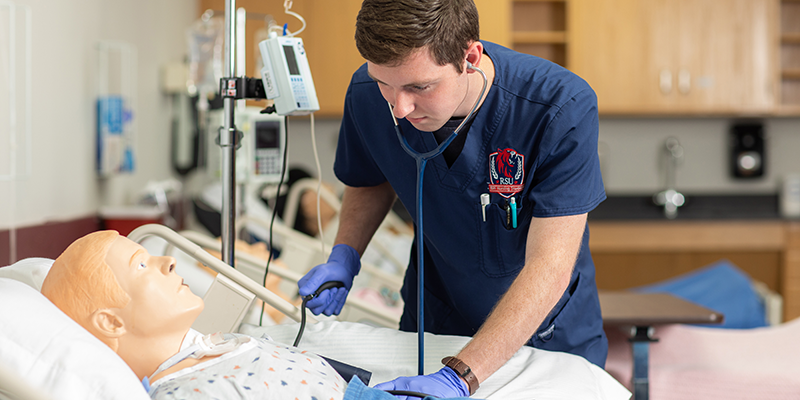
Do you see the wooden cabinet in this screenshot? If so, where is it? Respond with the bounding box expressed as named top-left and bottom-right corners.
top-left (509, 0), bottom-right (569, 67)
top-left (589, 221), bottom-right (800, 322)
top-left (570, 0), bottom-right (779, 115)
top-left (781, 0), bottom-right (800, 113)
top-left (199, 0), bottom-right (787, 116)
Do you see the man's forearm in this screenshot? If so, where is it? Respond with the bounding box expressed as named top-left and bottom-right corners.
top-left (455, 214), bottom-right (587, 383)
top-left (334, 182), bottom-right (397, 255)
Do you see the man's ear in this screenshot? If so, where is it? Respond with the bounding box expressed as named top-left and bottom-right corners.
top-left (89, 308), bottom-right (126, 348)
top-left (464, 41), bottom-right (484, 71)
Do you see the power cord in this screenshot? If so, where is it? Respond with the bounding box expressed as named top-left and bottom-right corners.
top-left (259, 115), bottom-right (290, 326)
top-left (293, 280), bottom-right (344, 347)
top-left (309, 112), bottom-right (326, 255)
top-left (291, 281), bottom-right (436, 399)
top-left (385, 390), bottom-right (437, 398)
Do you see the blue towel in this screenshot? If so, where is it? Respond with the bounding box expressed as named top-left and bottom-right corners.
top-left (632, 260), bottom-right (768, 329)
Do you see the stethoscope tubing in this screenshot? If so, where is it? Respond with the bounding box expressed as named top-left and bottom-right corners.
top-left (388, 63), bottom-right (488, 376)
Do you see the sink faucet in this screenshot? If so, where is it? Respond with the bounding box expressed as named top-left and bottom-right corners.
top-left (653, 137), bottom-right (685, 219)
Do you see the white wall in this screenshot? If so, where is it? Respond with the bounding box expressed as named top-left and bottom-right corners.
top-left (598, 117), bottom-right (800, 195)
top-left (288, 117), bottom-right (800, 199)
top-left (1, 0), bottom-right (798, 232)
top-left (0, 0), bottom-right (197, 230)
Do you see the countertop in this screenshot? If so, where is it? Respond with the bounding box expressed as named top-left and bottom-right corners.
top-left (589, 194), bottom-right (780, 220)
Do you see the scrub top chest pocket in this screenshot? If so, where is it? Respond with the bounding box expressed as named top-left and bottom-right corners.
top-left (477, 195), bottom-right (530, 278)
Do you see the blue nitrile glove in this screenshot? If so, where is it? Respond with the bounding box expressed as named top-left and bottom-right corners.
top-left (298, 244), bottom-right (361, 316)
top-left (373, 367), bottom-right (470, 400)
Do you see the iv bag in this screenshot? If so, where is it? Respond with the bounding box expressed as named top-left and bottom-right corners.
top-left (186, 14), bottom-right (224, 98)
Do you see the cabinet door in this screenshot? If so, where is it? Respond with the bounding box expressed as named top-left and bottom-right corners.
top-left (570, 0), bottom-right (779, 114)
top-left (673, 0), bottom-right (777, 113)
top-left (569, 0), bottom-right (658, 113)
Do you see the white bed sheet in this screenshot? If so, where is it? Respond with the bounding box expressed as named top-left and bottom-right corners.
top-left (0, 244), bottom-right (630, 400)
top-left (241, 321), bottom-right (630, 400)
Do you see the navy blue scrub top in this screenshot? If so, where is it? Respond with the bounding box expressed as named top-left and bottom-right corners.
top-left (333, 42), bottom-right (608, 367)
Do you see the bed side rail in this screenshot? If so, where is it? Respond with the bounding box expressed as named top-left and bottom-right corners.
top-left (127, 224), bottom-right (312, 333)
top-left (179, 227), bottom-right (401, 328)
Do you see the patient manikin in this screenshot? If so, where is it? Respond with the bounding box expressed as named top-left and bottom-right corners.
top-left (40, 231), bottom-right (347, 399)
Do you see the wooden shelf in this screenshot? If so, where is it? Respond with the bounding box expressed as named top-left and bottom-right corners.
top-left (512, 31), bottom-right (567, 44)
top-left (783, 70), bottom-right (800, 80)
top-left (514, 0), bottom-right (566, 2)
top-left (783, 33), bottom-right (800, 43)
top-left (776, 105), bottom-right (800, 115)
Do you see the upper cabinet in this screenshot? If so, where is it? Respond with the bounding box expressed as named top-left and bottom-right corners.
top-left (569, 0), bottom-right (780, 115)
top-left (509, 0), bottom-right (569, 68)
top-left (200, 0), bottom-right (789, 116)
top-left (781, 0), bottom-right (800, 113)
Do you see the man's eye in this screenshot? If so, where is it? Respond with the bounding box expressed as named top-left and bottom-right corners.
top-left (138, 262), bottom-right (147, 270)
top-left (412, 85), bottom-right (429, 91)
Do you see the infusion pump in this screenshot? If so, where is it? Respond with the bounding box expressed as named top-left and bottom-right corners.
top-left (207, 107), bottom-right (286, 184)
top-left (259, 35), bottom-right (319, 116)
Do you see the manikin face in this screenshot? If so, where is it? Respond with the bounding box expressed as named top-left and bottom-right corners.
top-left (368, 47), bottom-right (471, 133)
top-left (105, 236), bottom-right (203, 336)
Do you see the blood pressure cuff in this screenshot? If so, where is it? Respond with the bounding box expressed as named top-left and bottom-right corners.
top-left (322, 355), bottom-right (372, 386)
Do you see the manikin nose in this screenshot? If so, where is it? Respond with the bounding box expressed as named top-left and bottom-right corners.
top-left (159, 256), bottom-right (177, 274)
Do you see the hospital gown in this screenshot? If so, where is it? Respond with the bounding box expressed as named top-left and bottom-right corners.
top-left (149, 335), bottom-right (346, 400)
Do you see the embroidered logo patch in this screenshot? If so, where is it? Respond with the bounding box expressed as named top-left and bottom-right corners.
top-left (489, 148), bottom-right (525, 198)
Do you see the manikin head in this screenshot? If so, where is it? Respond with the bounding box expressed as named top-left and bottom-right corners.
top-left (355, 0), bottom-right (489, 133)
top-left (42, 231), bottom-right (204, 379)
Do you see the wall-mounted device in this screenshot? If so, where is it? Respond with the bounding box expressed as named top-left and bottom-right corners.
top-left (259, 35), bottom-right (319, 116)
top-left (729, 122), bottom-right (765, 179)
top-left (207, 107), bottom-right (286, 184)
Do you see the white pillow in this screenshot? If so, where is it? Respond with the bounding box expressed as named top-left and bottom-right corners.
top-left (0, 257), bottom-right (54, 290)
top-left (0, 278), bottom-right (150, 400)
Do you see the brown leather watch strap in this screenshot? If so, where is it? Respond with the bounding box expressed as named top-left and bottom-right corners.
top-left (442, 356), bottom-right (479, 396)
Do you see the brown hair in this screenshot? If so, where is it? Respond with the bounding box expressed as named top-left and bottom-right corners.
top-left (41, 231), bottom-right (130, 331)
top-left (355, 0), bottom-right (480, 73)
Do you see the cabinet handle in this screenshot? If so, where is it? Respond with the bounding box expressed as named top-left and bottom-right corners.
top-left (659, 69), bottom-right (672, 95)
top-left (678, 69), bottom-right (691, 95)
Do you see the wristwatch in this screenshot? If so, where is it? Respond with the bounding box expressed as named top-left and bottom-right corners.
top-left (442, 356), bottom-right (479, 396)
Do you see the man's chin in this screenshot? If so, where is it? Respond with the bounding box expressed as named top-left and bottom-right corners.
top-left (407, 118), bottom-right (444, 133)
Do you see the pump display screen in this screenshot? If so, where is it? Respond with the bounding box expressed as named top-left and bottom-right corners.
top-left (255, 120), bottom-right (280, 149)
top-left (283, 45), bottom-right (300, 76)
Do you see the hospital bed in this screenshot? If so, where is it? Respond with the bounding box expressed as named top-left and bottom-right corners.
top-left (0, 224), bottom-right (630, 400)
top-left (193, 176), bottom-right (409, 328)
top-left (279, 177), bottom-right (413, 275)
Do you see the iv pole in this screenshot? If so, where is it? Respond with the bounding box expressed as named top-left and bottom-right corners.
top-left (220, 0), bottom-right (237, 265)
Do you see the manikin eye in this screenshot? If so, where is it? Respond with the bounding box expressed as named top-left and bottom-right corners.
top-left (138, 262), bottom-right (147, 270)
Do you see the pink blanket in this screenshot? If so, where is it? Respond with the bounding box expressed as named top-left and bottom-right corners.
top-left (605, 318), bottom-right (800, 399)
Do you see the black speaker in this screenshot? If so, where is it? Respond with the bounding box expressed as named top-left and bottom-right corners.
top-left (729, 123), bottom-right (765, 179)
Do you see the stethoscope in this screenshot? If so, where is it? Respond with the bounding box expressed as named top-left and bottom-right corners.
top-left (388, 61), bottom-right (488, 375)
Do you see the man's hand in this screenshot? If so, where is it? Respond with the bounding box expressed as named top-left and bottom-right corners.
top-left (373, 368), bottom-right (469, 399)
top-left (297, 244), bottom-right (360, 316)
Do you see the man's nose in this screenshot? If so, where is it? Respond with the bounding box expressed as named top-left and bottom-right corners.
top-left (392, 91), bottom-right (415, 119)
